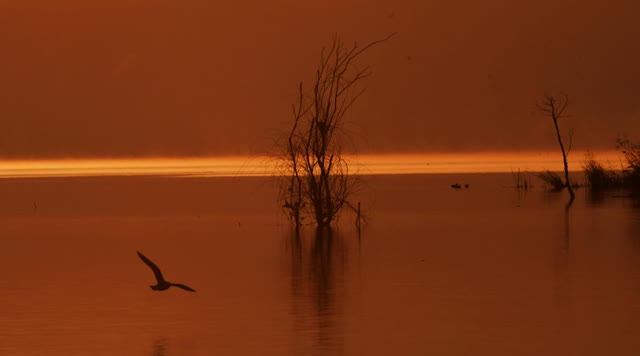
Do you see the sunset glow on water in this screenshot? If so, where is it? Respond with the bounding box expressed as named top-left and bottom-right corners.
top-left (0, 151), bottom-right (623, 178)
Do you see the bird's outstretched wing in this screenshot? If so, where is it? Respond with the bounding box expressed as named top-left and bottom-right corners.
top-left (137, 251), bottom-right (166, 283)
top-left (171, 283), bottom-right (196, 292)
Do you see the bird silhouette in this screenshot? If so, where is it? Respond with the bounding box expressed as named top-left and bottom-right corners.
top-left (137, 251), bottom-right (196, 292)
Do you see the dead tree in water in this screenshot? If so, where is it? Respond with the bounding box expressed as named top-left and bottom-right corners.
top-left (279, 35), bottom-right (393, 228)
top-left (537, 93), bottom-right (575, 201)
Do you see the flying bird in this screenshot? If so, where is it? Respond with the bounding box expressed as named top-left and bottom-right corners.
top-left (137, 251), bottom-right (196, 292)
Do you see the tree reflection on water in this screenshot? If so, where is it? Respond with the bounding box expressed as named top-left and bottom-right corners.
top-left (285, 228), bottom-right (347, 355)
top-left (151, 337), bottom-right (168, 356)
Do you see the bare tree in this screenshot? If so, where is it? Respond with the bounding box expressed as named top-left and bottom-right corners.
top-left (279, 34), bottom-right (393, 228)
top-left (537, 93), bottom-right (575, 201)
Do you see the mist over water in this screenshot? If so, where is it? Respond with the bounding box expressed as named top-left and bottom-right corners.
top-left (1, 174), bottom-right (639, 355)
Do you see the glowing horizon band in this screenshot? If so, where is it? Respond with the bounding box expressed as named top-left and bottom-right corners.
top-left (0, 151), bottom-right (625, 178)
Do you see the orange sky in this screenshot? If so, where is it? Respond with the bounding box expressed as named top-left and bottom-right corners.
top-left (0, 0), bottom-right (638, 158)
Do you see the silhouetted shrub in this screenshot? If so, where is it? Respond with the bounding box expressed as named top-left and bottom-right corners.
top-left (535, 170), bottom-right (565, 190)
top-left (617, 137), bottom-right (640, 189)
top-left (582, 152), bottom-right (621, 190)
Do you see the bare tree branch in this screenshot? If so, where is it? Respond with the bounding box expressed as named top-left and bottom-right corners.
top-left (278, 34), bottom-right (393, 228)
top-left (537, 93), bottom-right (575, 201)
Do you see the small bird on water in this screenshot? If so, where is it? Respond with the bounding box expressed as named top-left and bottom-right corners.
top-left (137, 251), bottom-right (196, 292)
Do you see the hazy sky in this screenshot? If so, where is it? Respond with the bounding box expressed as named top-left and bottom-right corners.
top-left (0, 0), bottom-right (638, 158)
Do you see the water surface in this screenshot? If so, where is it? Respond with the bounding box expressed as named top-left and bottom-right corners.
top-left (1, 174), bottom-right (639, 355)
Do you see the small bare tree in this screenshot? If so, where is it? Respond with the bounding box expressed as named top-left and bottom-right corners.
top-left (537, 93), bottom-right (575, 201)
top-left (280, 35), bottom-right (393, 228)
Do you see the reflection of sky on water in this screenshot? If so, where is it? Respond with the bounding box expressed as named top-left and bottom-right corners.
top-left (1, 174), bottom-right (640, 355)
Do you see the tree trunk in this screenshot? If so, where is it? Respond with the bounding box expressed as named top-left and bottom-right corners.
top-left (552, 117), bottom-right (575, 201)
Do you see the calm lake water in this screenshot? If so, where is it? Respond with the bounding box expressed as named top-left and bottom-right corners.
top-left (1, 173), bottom-right (639, 355)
